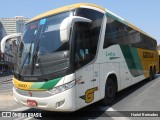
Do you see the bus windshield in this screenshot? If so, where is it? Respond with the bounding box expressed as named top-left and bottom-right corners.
top-left (14, 11), bottom-right (73, 81)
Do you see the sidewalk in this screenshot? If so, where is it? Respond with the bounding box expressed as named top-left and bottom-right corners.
top-left (0, 75), bottom-right (13, 83)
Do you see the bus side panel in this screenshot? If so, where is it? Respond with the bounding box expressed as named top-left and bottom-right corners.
top-left (120, 61), bottom-right (132, 89)
top-left (120, 46), bottom-right (146, 85)
top-left (96, 45), bottom-right (123, 99)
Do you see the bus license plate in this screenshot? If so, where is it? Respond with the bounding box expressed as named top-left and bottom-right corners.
top-left (27, 100), bottom-right (37, 107)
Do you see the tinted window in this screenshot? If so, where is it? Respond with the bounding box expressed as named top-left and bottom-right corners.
top-left (74, 22), bottom-right (92, 68)
top-left (16, 12), bottom-right (73, 78)
top-left (104, 15), bottom-right (157, 50)
top-left (76, 8), bottom-right (103, 55)
top-left (75, 8), bottom-right (103, 68)
top-left (140, 34), bottom-right (157, 50)
top-left (39, 12), bottom-right (72, 54)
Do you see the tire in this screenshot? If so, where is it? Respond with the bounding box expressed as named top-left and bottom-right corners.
top-left (101, 78), bottom-right (116, 106)
top-left (153, 67), bottom-right (156, 78)
top-left (149, 68), bottom-right (154, 80)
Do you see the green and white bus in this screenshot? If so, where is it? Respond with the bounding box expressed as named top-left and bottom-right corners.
top-left (1, 3), bottom-right (159, 111)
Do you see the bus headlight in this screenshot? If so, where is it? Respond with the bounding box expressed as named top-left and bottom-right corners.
top-left (49, 80), bottom-right (75, 95)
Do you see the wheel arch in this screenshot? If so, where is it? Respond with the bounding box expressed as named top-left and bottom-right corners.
top-left (100, 72), bottom-right (120, 100)
top-left (105, 72), bottom-right (118, 93)
top-left (100, 72), bottom-right (118, 105)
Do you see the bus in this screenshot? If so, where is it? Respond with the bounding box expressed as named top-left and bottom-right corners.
top-left (1, 3), bottom-right (159, 112)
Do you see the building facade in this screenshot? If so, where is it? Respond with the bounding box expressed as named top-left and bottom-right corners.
top-left (0, 22), bottom-right (6, 40)
top-left (0, 16), bottom-right (29, 35)
top-left (0, 21), bottom-right (7, 75)
top-left (0, 22), bottom-right (3, 40)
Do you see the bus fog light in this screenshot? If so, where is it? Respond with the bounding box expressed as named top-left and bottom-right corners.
top-left (49, 80), bottom-right (75, 95)
top-left (56, 100), bottom-right (65, 108)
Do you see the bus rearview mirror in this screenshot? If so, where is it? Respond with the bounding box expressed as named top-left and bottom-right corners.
top-left (60, 16), bottom-right (92, 43)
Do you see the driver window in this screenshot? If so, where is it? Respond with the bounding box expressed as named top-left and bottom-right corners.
top-left (74, 22), bottom-right (92, 68)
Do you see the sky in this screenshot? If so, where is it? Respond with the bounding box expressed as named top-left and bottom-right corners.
top-left (0, 0), bottom-right (160, 44)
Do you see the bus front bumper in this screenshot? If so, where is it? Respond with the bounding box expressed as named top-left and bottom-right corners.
top-left (13, 86), bottom-right (76, 112)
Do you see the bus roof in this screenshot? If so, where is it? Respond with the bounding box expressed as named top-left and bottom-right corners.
top-left (29, 3), bottom-right (156, 41)
top-left (29, 3), bottom-right (105, 22)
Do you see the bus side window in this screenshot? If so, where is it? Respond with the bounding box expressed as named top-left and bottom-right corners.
top-left (104, 15), bottom-right (156, 51)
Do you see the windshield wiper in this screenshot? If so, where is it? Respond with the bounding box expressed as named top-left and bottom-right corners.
top-left (31, 38), bottom-right (49, 81)
top-left (37, 52), bottom-right (49, 81)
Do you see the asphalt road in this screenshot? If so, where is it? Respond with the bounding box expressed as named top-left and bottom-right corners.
top-left (112, 74), bottom-right (160, 111)
top-left (1, 75), bottom-right (160, 120)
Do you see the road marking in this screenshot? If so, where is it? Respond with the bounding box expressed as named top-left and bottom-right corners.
top-left (12, 107), bottom-right (33, 120)
top-left (99, 106), bottom-right (130, 120)
top-left (23, 117), bottom-right (33, 120)
top-left (107, 107), bottom-right (130, 120)
top-left (112, 117), bottom-right (130, 120)
top-left (14, 117), bottom-right (33, 120)
top-left (14, 117), bottom-right (25, 120)
top-left (11, 106), bottom-right (30, 111)
top-left (11, 107), bottom-right (34, 120)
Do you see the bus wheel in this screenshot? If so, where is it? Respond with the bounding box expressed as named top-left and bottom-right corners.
top-left (149, 68), bottom-right (154, 80)
top-left (153, 66), bottom-right (156, 78)
top-left (101, 78), bottom-right (116, 106)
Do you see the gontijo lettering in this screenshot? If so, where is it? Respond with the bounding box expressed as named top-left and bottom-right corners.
top-left (143, 52), bottom-right (154, 58)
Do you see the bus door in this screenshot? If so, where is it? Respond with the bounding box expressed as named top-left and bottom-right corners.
top-left (75, 64), bottom-right (94, 109)
top-left (93, 64), bottom-right (100, 102)
top-left (75, 64), bottom-right (100, 109)
top-left (74, 21), bottom-right (100, 109)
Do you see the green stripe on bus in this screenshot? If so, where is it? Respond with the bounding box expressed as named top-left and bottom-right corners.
top-left (110, 57), bottom-right (121, 60)
top-left (30, 82), bottom-right (44, 89)
top-left (30, 77), bottom-right (62, 90)
top-left (106, 12), bottom-right (127, 26)
top-left (130, 47), bottom-right (144, 75)
top-left (120, 45), bottom-right (143, 77)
